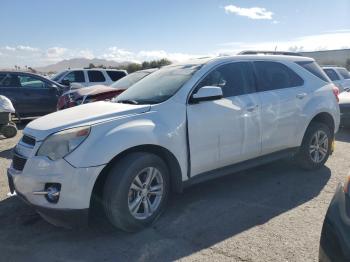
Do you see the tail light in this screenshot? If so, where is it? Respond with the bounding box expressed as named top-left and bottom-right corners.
top-left (332, 85), bottom-right (340, 103)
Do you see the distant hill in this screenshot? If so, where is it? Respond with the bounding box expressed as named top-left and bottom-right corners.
top-left (35, 58), bottom-right (130, 73)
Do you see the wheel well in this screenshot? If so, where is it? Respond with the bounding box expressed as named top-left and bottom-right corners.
top-left (309, 112), bottom-right (335, 134)
top-left (90, 145), bottom-right (183, 208)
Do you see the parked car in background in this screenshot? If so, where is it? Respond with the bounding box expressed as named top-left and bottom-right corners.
top-left (8, 52), bottom-right (339, 232)
top-left (57, 68), bottom-right (157, 110)
top-left (323, 66), bottom-right (350, 92)
top-left (338, 90), bottom-right (350, 128)
top-left (319, 178), bottom-right (350, 262)
top-left (51, 68), bottom-right (127, 88)
top-left (0, 71), bottom-right (68, 118)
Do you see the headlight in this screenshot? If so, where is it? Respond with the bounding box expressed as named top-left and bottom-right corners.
top-left (82, 97), bottom-right (97, 104)
top-left (37, 126), bottom-right (90, 160)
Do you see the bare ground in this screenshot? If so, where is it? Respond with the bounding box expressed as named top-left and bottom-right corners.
top-left (0, 125), bottom-right (350, 262)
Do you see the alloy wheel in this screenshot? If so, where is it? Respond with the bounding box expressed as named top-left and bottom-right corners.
top-left (309, 130), bottom-right (329, 163)
top-left (128, 167), bottom-right (164, 220)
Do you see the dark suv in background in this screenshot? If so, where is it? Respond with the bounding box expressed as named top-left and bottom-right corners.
top-left (0, 71), bottom-right (68, 118)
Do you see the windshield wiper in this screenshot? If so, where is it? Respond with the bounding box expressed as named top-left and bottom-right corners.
top-left (117, 99), bottom-right (139, 105)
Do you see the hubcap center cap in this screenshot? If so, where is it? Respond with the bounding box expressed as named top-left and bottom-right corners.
top-left (141, 189), bottom-right (148, 197)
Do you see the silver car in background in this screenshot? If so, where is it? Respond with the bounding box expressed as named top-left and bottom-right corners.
top-left (323, 66), bottom-right (350, 92)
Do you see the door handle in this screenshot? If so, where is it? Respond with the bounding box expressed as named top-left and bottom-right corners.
top-left (246, 104), bottom-right (258, 112)
top-left (296, 93), bottom-right (307, 99)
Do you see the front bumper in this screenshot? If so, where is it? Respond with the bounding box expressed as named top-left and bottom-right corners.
top-left (15, 188), bottom-right (88, 228)
top-left (319, 184), bottom-right (350, 262)
top-left (8, 156), bottom-right (105, 228)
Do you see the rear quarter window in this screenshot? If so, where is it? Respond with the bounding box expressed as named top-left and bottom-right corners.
top-left (297, 61), bottom-right (330, 82)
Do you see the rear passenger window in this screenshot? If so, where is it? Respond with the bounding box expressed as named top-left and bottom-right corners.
top-left (296, 61), bottom-right (330, 82)
top-left (0, 74), bottom-right (20, 87)
top-left (197, 62), bottom-right (255, 97)
top-left (324, 69), bottom-right (340, 81)
top-left (88, 71), bottom-right (106, 82)
top-left (254, 61), bottom-right (304, 91)
top-left (106, 71), bottom-right (127, 81)
top-left (63, 71), bottom-right (85, 83)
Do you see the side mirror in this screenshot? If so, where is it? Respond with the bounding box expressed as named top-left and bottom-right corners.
top-left (48, 84), bottom-right (58, 91)
top-left (190, 86), bottom-right (223, 103)
top-left (61, 79), bottom-right (70, 86)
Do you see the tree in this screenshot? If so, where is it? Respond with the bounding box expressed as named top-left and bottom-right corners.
top-left (28, 67), bottom-right (37, 73)
top-left (142, 61), bottom-right (150, 69)
top-left (158, 58), bottom-right (171, 67)
top-left (82, 58), bottom-right (172, 74)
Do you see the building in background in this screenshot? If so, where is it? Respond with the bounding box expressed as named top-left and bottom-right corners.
top-left (300, 49), bottom-right (350, 69)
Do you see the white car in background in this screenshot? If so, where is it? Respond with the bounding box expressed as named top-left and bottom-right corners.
top-left (322, 66), bottom-right (350, 92)
top-left (51, 68), bottom-right (127, 88)
top-left (8, 52), bottom-right (340, 232)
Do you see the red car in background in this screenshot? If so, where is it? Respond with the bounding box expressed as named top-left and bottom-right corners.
top-left (57, 68), bottom-right (158, 110)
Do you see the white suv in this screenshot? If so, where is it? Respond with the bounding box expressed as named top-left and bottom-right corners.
top-left (51, 68), bottom-right (127, 88)
top-left (8, 53), bottom-right (340, 231)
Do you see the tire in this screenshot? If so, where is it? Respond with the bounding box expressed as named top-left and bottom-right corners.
top-left (296, 122), bottom-right (332, 170)
top-left (1, 124), bottom-right (17, 138)
top-left (103, 152), bottom-right (170, 232)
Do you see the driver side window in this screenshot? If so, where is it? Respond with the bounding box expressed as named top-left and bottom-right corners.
top-left (197, 62), bottom-right (255, 97)
top-left (63, 71), bottom-right (85, 83)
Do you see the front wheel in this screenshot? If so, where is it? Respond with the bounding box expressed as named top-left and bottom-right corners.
top-left (103, 153), bottom-right (170, 232)
top-left (296, 122), bottom-right (332, 170)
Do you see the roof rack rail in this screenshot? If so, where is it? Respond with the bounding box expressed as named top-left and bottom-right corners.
top-left (238, 50), bottom-right (302, 57)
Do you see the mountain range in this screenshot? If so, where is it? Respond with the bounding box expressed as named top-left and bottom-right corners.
top-left (35, 58), bottom-right (130, 73)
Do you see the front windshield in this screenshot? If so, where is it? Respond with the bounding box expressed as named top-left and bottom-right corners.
top-left (111, 71), bottom-right (151, 90)
top-left (116, 64), bottom-right (200, 104)
top-left (51, 71), bottom-right (67, 81)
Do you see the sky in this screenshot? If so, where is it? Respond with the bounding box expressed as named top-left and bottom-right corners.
top-left (0, 0), bottom-right (350, 67)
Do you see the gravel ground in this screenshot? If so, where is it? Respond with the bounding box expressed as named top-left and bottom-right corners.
top-left (0, 125), bottom-right (349, 262)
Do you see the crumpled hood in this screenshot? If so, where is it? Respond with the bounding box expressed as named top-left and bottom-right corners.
top-left (25, 101), bottom-right (150, 141)
top-left (75, 85), bottom-right (119, 97)
top-left (63, 85), bottom-right (116, 98)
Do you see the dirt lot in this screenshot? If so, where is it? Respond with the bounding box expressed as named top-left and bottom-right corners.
top-left (1, 125), bottom-right (350, 262)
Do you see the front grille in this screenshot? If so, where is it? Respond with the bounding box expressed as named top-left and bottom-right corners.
top-left (22, 135), bottom-right (36, 146)
top-left (12, 153), bottom-right (27, 171)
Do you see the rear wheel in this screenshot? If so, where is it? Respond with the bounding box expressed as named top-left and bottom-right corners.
top-left (103, 153), bottom-right (170, 232)
top-left (296, 122), bottom-right (332, 170)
